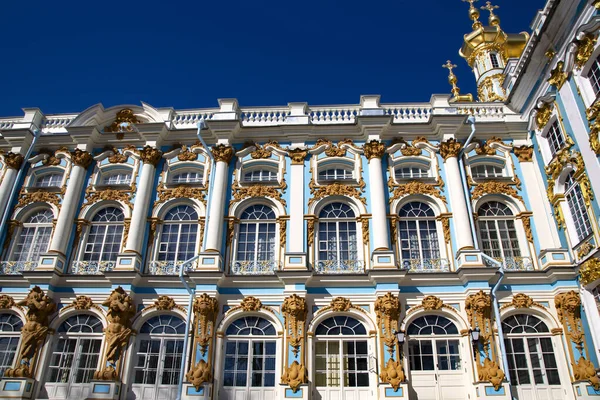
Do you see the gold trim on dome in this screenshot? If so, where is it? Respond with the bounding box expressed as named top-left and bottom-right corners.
top-left (513, 145), bottom-right (533, 162)
top-left (574, 34), bottom-right (598, 70)
top-left (389, 181), bottom-right (447, 204)
top-left (308, 182), bottom-right (365, 206)
top-left (17, 190), bottom-right (61, 208)
top-left (471, 180), bottom-right (522, 201)
top-left (579, 258), bottom-right (600, 286)
top-left (3, 152), bottom-right (24, 170)
top-left (363, 140), bottom-right (386, 161)
top-left (439, 138), bottom-right (462, 160)
top-left (547, 61), bottom-right (568, 90)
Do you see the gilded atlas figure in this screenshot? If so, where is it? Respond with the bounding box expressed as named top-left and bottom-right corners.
top-left (94, 287), bottom-right (135, 381)
top-left (4, 287), bottom-right (56, 378)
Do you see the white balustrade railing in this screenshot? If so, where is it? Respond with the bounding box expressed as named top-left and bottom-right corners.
top-left (0, 120), bottom-right (17, 130)
top-left (148, 260), bottom-right (197, 275)
top-left (483, 256), bottom-right (534, 271)
top-left (0, 261), bottom-right (38, 274)
top-left (383, 104), bottom-right (432, 123)
top-left (456, 104), bottom-right (505, 118)
top-left (230, 260), bottom-right (281, 275)
top-left (241, 108), bottom-right (289, 125)
top-left (71, 261), bottom-right (116, 275)
top-left (41, 115), bottom-right (77, 132)
top-left (172, 110), bottom-right (216, 128)
top-left (402, 258), bottom-right (450, 273)
top-left (308, 106), bottom-right (360, 124)
top-left (314, 259), bottom-right (365, 274)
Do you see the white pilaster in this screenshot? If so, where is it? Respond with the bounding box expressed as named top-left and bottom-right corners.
top-left (444, 156), bottom-right (475, 251)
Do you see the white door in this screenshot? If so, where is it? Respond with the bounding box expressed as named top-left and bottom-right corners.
top-left (407, 315), bottom-right (466, 400)
top-left (313, 316), bottom-right (373, 400)
top-left (130, 315), bottom-right (186, 400)
top-left (503, 314), bottom-right (564, 400)
top-left (220, 316), bottom-right (277, 400)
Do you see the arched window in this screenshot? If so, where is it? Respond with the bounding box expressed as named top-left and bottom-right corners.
top-left (11, 209), bottom-right (54, 266)
top-left (317, 203), bottom-right (359, 272)
top-left (407, 316), bottom-right (460, 376)
top-left (477, 201), bottom-right (523, 268)
top-left (502, 314), bottom-right (561, 390)
top-left (0, 313), bottom-right (23, 376)
top-left (564, 172), bottom-right (593, 242)
top-left (34, 173), bottom-right (63, 188)
top-left (156, 205), bottom-right (199, 263)
top-left (233, 205), bottom-right (277, 275)
top-left (222, 317), bottom-right (277, 396)
top-left (398, 202), bottom-right (441, 271)
top-left (406, 315), bottom-right (458, 335)
top-left (131, 315), bottom-right (186, 400)
top-left (44, 315), bottom-right (103, 395)
top-left (243, 169), bottom-right (278, 183)
top-left (82, 207), bottom-right (124, 263)
top-left (315, 316), bottom-right (367, 335)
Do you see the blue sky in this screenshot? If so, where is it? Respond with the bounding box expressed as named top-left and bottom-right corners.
top-left (0, 0), bottom-right (545, 116)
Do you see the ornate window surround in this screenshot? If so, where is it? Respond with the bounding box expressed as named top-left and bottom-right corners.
top-left (387, 138), bottom-right (441, 187)
top-left (234, 143), bottom-right (286, 188)
top-left (567, 17), bottom-right (600, 108)
top-left (308, 139), bottom-right (364, 190)
top-left (463, 138), bottom-right (515, 186)
top-left (161, 144), bottom-right (211, 188)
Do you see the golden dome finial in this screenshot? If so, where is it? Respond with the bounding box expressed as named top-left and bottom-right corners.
top-left (481, 1), bottom-right (500, 27)
top-left (443, 60), bottom-right (473, 102)
top-left (462, 0), bottom-right (482, 30)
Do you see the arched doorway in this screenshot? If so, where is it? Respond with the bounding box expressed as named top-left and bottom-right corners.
top-left (220, 316), bottom-right (277, 400)
top-left (43, 314), bottom-right (103, 399)
top-left (314, 316), bottom-right (371, 399)
top-left (130, 315), bottom-right (185, 400)
top-left (406, 315), bottom-right (466, 400)
top-left (502, 314), bottom-right (563, 400)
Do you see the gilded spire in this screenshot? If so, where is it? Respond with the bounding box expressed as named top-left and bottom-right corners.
top-left (442, 60), bottom-right (473, 102)
top-left (462, 0), bottom-right (482, 30)
top-left (480, 1), bottom-right (500, 27)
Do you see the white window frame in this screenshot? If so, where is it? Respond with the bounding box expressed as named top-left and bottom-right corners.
top-left (10, 209), bottom-right (54, 264)
top-left (397, 202), bottom-right (443, 270)
top-left (154, 205), bottom-right (200, 263)
top-left (316, 202), bottom-right (360, 265)
top-left (0, 313), bottom-right (23, 377)
top-left (563, 172), bottom-right (594, 245)
top-left (79, 207), bottom-right (125, 263)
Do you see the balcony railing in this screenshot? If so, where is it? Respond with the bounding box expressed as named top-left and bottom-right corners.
top-left (0, 261), bottom-right (37, 275)
top-left (231, 260), bottom-right (281, 275)
top-left (71, 261), bottom-right (116, 275)
top-left (314, 260), bottom-right (365, 274)
top-left (402, 258), bottom-right (450, 273)
top-left (148, 261), bottom-right (197, 275)
top-left (483, 256), bottom-right (534, 271)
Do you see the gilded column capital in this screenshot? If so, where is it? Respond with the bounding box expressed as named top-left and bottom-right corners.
top-left (71, 149), bottom-right (93, 168)
top-left (139, 145), bottom-right (163, 166)
top-left (288, 148), bottom-right (308, 165)
top-left (363, 140), bottom-right (386, 161)
top-left (211, 144), bottom-right (234, 163)
top-left (580, 257), bottom-right (600, 286)
top-left (513, 145), bottom-right (534, 162)
top-left (439, 138), bottom-right (462, 160)
top-left (3, 152), bottom-right (24, 170)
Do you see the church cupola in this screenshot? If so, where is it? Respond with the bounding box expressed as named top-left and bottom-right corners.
top-left (459, 0), bottom-right (529, 102)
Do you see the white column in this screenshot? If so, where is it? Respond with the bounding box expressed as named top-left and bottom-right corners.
top-left (364, 141), bottom-right (390, 250)
top-left (0, 153), bottom-right (22, 217)
top-left (580, 287), bottom-right (600, 357)
top-left (124, 146), bottom-right (161, 255)
top-left (49, 150), bottom-right (92, 254)
top-left (441, 140), bottom-right (475, 251)
top-left (204, 145), bottom-right (233, 253)
top-left (288, 149), bottom-right (306, 252)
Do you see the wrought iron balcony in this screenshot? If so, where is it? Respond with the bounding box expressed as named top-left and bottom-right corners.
top-left (314, 260), bottom-right (365, 274)
top-left (148, 260), bottom-right (197, 275)
top-left (483, 256), bottom-right (534, 271)
top-left (401, 258), bottom-right (450, 273)
top-left (230, 260), bottom-right (281, 275)
top-left (0, 261), bottom-right (37, 275)
top-left (71, 261), bottom-right (116, 275)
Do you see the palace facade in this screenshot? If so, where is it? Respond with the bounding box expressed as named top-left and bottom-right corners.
top-left (1, 1), bottom-right (600, 400)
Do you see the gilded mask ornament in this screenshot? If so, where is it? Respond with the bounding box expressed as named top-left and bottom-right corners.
top-left (363, 140), bottom-right (386, 161)
top-left (282, 294), bottom-right (307, 356)
top-left (3, 152), bottom-right (24, 170)
top-left (439, 138), bottom-right (462, 160)
top-left (73, 295), bottom-right (94, 310)
top-left (330, 297), bottom-right (352, 312)
top-left (579, 257), bottom-right (600, 286)
top-left (241, 296), bottom-right (262, 312)
top-left (422, 295), bottom-right (443, 310)
top-left (154, 295), bottom-right (176, 311)
top-left (4, 286), bottom-right (56, 378)
top-left (211, 144), bottom-right (234, 164)
top-left (375, 293), bottom-right (401, 354)
top-left (0, 294), bottom-right (16, 309)
top-left (511, 293), bottom-right (534, 308)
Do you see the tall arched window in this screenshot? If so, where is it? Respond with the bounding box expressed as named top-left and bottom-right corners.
top-left (43, 315), bottom-right (103, 398)
top-left (82, 207), bottom-right (124, 263)
top-left (477, 201), bottom-right (523, 269)
top-left (316, 202), bottom-right (360, 273)
top-left (398, 202), bottom-right (442, 271)
top-left (152, 205), bottom-right (199, 274)
top-left (564, 172), bottom-right (593, 242)
top-left (233, 205), bottom-right (277, 275)
top-left (0, 313), bottom-right (23, 376)
top-left (11, 209), bottom-right (54, 268)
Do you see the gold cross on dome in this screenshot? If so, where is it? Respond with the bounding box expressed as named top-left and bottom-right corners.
top-left (462, 0), bottom-right (478, 6)
top-left (481, 1), bottom-right (499, 14)
top-left (442, 60), bottom-right (457, 73)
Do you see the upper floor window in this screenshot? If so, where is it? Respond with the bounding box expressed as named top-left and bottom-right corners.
top-left (490, 53), bottom-right (500, 68)
top-left (395, 167), bottom-right (429, 180)
top-left (471, 164), bottom-right (504, 179)
top-left (586, 53), bottom-right (600, 95)
top-left (156, 205), bottom-right (199, 262)
top-left (564, 172), bottom-right (593, 242)
top-left (82, 207), bottom-right (124, 263)
top-left (545, 120), bottom-right (566, 156)
top-left (319, 168), bottom-right (354, 182)
top-left (477, 201), bottom-right (522, 265)
top-left (34, 173), bottom-right (63, 188)
top-left (318, 203), bottom-right (357, 263)
top-left (243, 169), bottom-right (278, 183)
top-left (12, 209), bottom-right (54, 263)
top-left (171, 172), bottom-right (203, 184)
top-left (398, 202), bottom-right (440, 269)
top-left (102, 172), bottom-right (131, 185)
top-left (235, 205), bottom-right (276, 263)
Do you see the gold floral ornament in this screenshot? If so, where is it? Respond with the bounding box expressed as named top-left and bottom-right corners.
top-left (38, 148), bottom-right (61, 166)
top-left (3, 152), bottom-right (24, 170)
top-left (211, 144), bottom-right (234, 164)
top-left (0, 294), bottom-right (16, 309)
top-left (308, 182), bottom-right (365, 206)
top-left (586, 99), bottom-right (600, 155)
top-left (105, 147), bottom-right (128, 164)
top-left (104, 109), bottom-right (140, 139)
top-left (535, 102), bottom-right (553, 130)
top-left (177, 145), bottom-right (198, 162)
top-left (94, 287), bottom-right (135, 381)
top-left (17, 190), bottom-right (61, 208)
top-left (288, 148), bottom-right (308, 165)
top-left (439, 138), bottom-right (462, 160)
top-left (281, 361), bottom-right (307, 393)
top-left (547, 61), bottom-right (569, 90)
top-left (555, 291), bottom-right (600, 390)
top-left (473, 137), bottom-right (502, 156)
top-left (471, 180), bottom-right (522, 201)
top-left (4, 287), bottom-right (56, 378)
top-left (186, 293), bottom-right (219, 390)
top-left (230, 185), bottom-right (286, 207)
top-left (392, 137), bottom-right (422, 156)
top-left (574, 34), bottom-right (597, 70)
top-left (139, 145), bottom-right (163, 166)
top-left (389, 181), bottom-right (447, 204)
top-left (249, 143), bottom-right (273, 159)
top-left (71, 149), bottom-right (93, 168)
top-left (155, 184), bottom-right (206, 207)
top-left (363, 140), bottom-right (386, 161)
top-left (86, 188), bottom-right (133, 208)
top-left (513, 145), bottom-right (533, 162)
top-left (579, 257), bottom-right (600, 286)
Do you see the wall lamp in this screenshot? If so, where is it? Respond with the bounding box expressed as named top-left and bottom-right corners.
top-left (469, 327), bottom-right (481, 359)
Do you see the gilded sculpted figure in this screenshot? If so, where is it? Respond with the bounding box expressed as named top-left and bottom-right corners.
top-left (5, 286), bottom-right (56, 378)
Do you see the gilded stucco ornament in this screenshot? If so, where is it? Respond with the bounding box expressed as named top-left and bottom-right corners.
top-left (438, 215), bottom-right (452, 244)
top-left (94, 287), bottom-right (135, 381)
top-left (578, 241), bottom-right (594, 258)
top-left (307, 218), bottom-right (315, 247)
top-left (192, 293), bottom-right (218, 355)
top-left (471, 181), bottom-right (522, 201)
top-left (422, 295), bottom-right (444, 310)
top-left (2, 220), bottom-right (20, 252)
top-left (73, 295), bottom-right (94, 310)
top-left (282, 361), bottom-right (307, 393)
top-left (211, 144), bottom-right (234, 163)
top-left (288, 148), bottom-right (308, 165)
top-left (154, 295), bottom-right (176, 311)
top-left (249, 142), bottom-right (273, 159)
top-left (278, 218), bottom-right (287, 248)
top-left (439, 138), bottom-right (462, 160)
top-left (17, 190), bottom-right (61, 208)
top-left (375, 293), bottom-right (401, 354)
top-left (0, 294), bottom-right (16, 309)
top-left (330, 297), bottom-right (352, 312)
top-left (535, 102), bottom-right (553, 130)
top-left (85, 188), bottom-right (133, 208)
top-left (5, 287), bottom-right (56, 378)
top-left (512, 293), bottom-right (534, 308)
top-left (380, 359), bottom-right (405, 391)
top-left (586, 100), bottom-right (600, 155)
top-left (177, 145), bottom-right (198, 162)
top-left (187, 360), bottom-right (212, 390)
top-left (71, 149), bottom-right (93, 168)
top-left (3, 152), bottom-right (24, 169)
top-left (555, 291), bottom-right (600, 389)
top-left (547, 61), bottom-right (569, 90)
top-left (38, 149), bottom-right (61, 166)
top-left (360, 217), bottom-right (369, 244)
top-left (389, 181), bottom-right (447, 204)
top-left (241, 296), bottom-right (262, 312)
top-left (155, 184), bottom-right (206, 207)
top-left (473, 138), bottom-right (500, 156)
top-left (105, 147), bottom-right (128, 163)
top-left (363, 140), bottom-right (386, 161)
top-left (513, 145), bottom-right (533, 162)
top-left (104, 109), bottom-right (140, 137)
top-left (282, 295), bottom-right (307, 356)
top-left (594, 0), bottom-right (600, 9)
top-left (574, 34), bottom-right (598, 70)
top-left (231, 184), bottom-right (286, 207)
top-left (392, 137), bottom-right (422, 156)
top-left (579, 258), bottom-right (600, 286)
top-left (139, 146), bottom-right (163, 166)
top-left (308, 182), bottom-right (366, 206)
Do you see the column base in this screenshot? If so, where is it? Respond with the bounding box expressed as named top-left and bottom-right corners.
top-left (114, 252), bottom-right (142, 272)
top-left (456, 249), bottom-right (485, 269)
top-left (0, 377), bottom-right (35, 400)
top-left (283, 253), bottom-right (308, 270)
top-left (196, 252), bottom-right (222, 271)
top-left (371, 250), bottom-right (397, 270)
top-left (378, 383), bottom-right (408, 398)
top-left (36, 252), bottom-right (66, 273)
top-left (573, 381), bottom-right (600, 398)
top-left (539, 249), bottom-right (572, 269)
top-left (473, 382), bottom-right (511, 399)
top-left (86, 380), bottom-right (121, 399)
top-left (279, 383), bottom-right (309, 399)
top-left (181, 383), bottom-right (212, 399)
